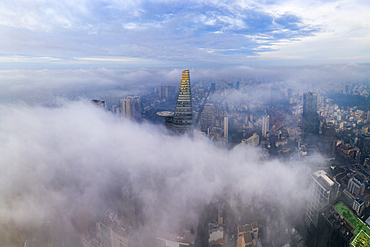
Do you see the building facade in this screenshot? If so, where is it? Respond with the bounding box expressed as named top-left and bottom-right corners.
top-left (156, 70), bottom-right (193, 135)
top-left (120, 96), bottom-right (141, 120)
top-left (302, 91), bottom-right (320, 141)
top-left (305, 170), bottom-right (340, 232)
top-left (262, 115), bottom-right (269, 137)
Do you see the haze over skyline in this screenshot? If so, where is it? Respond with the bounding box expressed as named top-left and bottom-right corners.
top-left (0, 0), bottom-right (369, 69)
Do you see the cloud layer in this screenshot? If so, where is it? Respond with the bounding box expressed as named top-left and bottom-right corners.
top-left (0, 101), bottom-right (311, 246)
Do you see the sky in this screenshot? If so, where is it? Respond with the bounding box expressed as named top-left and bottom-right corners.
top-left (0, 0), bottom-right (370, 69)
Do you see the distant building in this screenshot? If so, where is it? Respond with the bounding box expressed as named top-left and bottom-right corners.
top-left (156, 70), bottom-right (193, 135)
top-left (322, 122), bottom-right (336, 157)
top-left (120, 96), bottom-right (141, 120)
top-left (91, 99), bottom-right (106, 109)
top-left (236, 222), bottom-right (258, 247)
top-left (156, 228), bottom-right (196, 247)
top-left (224, 116), bottom-right (229, 139)
top-left (208, 222), bottom-right (224, 247)
top-left (302, 91), bottom-right (320, 141)
top-left (359, 133), bottom-right (370, 160)
top-left (97, 209), bottom-right (128, 247)
top-left (158, 85), bottom-right (176, 99)
top-left (200, 103), bottom-right (215, 133)
top-left (111, 105), bottom-right (120, 115)
top-left (224, 116), bottom-right (234, 140)
top-left (24, 240), bottom-right (38, 247)
top-left (262, 115), bottom-right (269, 137)
top-left (235, 133), bottom-right (259, 148)
top-left (305, 170), bottom-right (340, 232)
top-left (210, 83), bottom-right (216, 91)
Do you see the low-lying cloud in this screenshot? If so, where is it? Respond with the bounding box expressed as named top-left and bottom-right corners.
top-left (0, 100), bottom-right (313, 246)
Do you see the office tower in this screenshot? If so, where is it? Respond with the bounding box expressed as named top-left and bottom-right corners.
top-left (158, 85), bottom-right (176, 99)
top-left (359, 133), bottom-right (370, 160)
top-left (200, 103), bottom-right (215, 132)
top-left (262, 115), bottom-right (269, 137)
top-left (302, 91), bottom-right (320, 141)
top-left (156, 70), bottom-right (193, 135)
top-left (120, 96), bottom-right (141, 120)
top-left (172, 69), bottom-right (192, 134)
top-left (224, 116), bottom-right (229, 139)
top-left (348, 176), bottom-right (365, 197)
top-left (305, 170), bottom-right (340, 232)
top-left (111, 105), bottom-right (120, 115)
top-left (322, 122), bottom-right (336, 157)
top-left (97, 209), bottom-right (128, 247)
top-left (91, 99), bottom-right (106, 109)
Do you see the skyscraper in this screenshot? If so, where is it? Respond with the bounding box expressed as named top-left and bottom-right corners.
top-left (120, 96), bottom-right (141, 120)
top-left (262, 115), bottom-right (269, 137)
top-left (157, 70), bottom-right (193, 135)
top-left (97, 209), bottom-right (128, 247)
top-left (305, 170), bottom-right (340, 232)
top-left (91, 99), bottom-right (106, 109)
top-left (200, 103), bottom-right (215, 132)
top-left (224, 116), bottom-right (229, 140)
top-left (302, 91), bottom-right (320, 141)
top-left (322, 121), bottom-right (336, 157)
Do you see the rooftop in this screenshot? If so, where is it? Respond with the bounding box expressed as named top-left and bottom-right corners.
top-left (334, 202), bottom-right (370, 247)
top-left (156, 111), bottom-right (174, 117)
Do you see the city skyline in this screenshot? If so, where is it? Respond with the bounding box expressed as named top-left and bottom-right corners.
top-left (2, 1), bottom-right (370, 246)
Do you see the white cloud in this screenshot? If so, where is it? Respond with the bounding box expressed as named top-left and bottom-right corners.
top-left (0, 100), bottom-right (311, 245)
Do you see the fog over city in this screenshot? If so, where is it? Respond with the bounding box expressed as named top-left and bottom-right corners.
top-left (1, 64), bottom-right (369, 104)
top-left (1, 0), bottom-right (370, 246)
top-left (0, 99), bottom-right (312, 246)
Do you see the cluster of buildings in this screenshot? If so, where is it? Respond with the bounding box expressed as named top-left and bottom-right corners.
top-left (88, 71), bottom-right (370, 247)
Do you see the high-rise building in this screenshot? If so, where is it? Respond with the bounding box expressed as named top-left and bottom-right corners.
top-left (322, 121), bottom-right (336, 157)
top-left (156, 70), bottom-right (193, 135)
top-left (120, 96), bottom-right (141, 120)
top-left (200, 103), bottom-right (215, 132)
top-left (91, 99), bottom-right (106, 109)
top-left (359, 133), bottom-right (370, 160)
top-left (158, 85), bottom-right (176, 99)
top-left (224, 116), bottom-right (229, 139)
top-left (97, 209), bottom-right (128, 247)
top-left (305, 170), bottom-right (340, 232)
top-left (302, 91), bottom-right (320, 141)
top-left (262, 115), bottom-right (269, 137)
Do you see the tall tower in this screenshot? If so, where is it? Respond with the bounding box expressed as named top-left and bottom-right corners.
top-left (305, 170), bottom-right (340, 233)
top-left (157, 70), bottom-right (193, 135)
top-left (224, 116), bottom-right (229, 139)
top-left (322, 121), bottom-right (336, 157)
top-left (120, 96), bottom-right (141, 120)
top-left (262, 115), bottom-right (269, 137)
top-left (302, 91), bottom-right (319, 141)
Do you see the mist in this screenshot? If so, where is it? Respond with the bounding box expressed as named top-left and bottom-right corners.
top-left (0, 64), bottom-right (369, 106)
top-left (0, 100), bottom-right (314, 246)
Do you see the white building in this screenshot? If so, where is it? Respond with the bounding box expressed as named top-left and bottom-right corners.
top-left (120, 96), bottom-right (141, 120)
top-left (305, 170), bottom-right (340, 229)
top-left (262, 115), bottom-right (269, 137)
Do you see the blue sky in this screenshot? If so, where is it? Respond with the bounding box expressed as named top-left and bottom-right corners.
top-left (0, 0), bottom-right (369, 68)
